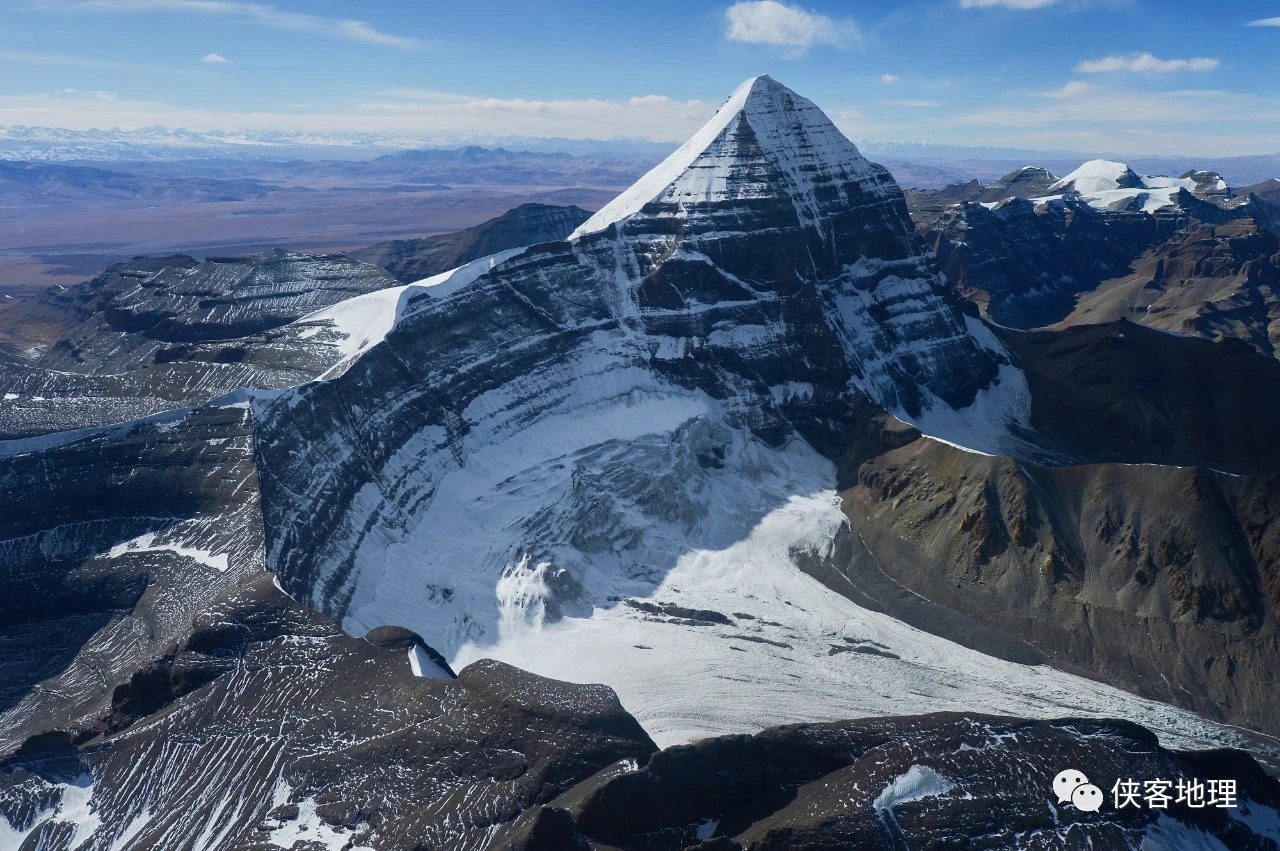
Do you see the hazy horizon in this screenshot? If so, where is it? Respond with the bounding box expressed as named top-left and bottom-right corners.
top-left (3, 1), bottom-right (1280, 158)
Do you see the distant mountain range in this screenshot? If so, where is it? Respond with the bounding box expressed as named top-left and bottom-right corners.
top-left (4, 122), bottom-right (1277, 186)
top-left (0, 124), bottom-right (677, 162)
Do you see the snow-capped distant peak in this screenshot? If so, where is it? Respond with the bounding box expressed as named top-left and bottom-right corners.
top-left (570, 74), bottom-right (882, 239)
top-left (1045, 158), bottom-right (1204, 214)
top-left (1049, 159), bottom-right (1142, 194)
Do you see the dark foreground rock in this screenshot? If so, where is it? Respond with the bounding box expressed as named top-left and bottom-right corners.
top-left (5, 571), bottom-right (1278, 850)
top-left (497, 713), bottom-right (1280, 850)
top-left (0, 574), bottom-right (658, 850)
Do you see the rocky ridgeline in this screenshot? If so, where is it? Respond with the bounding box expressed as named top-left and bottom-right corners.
top-left (907, 160), bottom-right (1280, 347)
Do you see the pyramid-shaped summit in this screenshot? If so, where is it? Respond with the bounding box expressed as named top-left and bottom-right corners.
top-left (572, 75), bottom-right (899, 239)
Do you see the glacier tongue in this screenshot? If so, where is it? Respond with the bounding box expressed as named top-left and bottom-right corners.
top-left (454, 474), bottom-right (1258, 754)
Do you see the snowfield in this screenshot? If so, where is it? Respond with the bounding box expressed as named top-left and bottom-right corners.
top-left (451, 447), bottom-right (1275, 756)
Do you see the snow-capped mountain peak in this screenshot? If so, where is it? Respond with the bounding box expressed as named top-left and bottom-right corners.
top-left (571, 75), bottom-right (885, 239)
top-left (1049, 158), bottom-right (1144, 194)
top-left (1046, 158), bottom-right (1228, 213)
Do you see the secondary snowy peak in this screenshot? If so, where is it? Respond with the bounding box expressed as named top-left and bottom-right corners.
top-left (1049, 159), bottom-right (1144, 194)
top-left (571, 74), bottom-right (887, 238)
top-left (1046, 159), bottom-right (1228, 213)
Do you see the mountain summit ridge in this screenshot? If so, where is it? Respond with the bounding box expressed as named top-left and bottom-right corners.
top-left (572, 74), bottom-right (891, 240)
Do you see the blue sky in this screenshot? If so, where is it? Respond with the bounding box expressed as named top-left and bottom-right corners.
top-left (1, 0), bottom-right (1279, 155)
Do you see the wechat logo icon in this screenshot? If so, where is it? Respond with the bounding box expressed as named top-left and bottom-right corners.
top-left (1054, 769), bottom-right (1104, 813)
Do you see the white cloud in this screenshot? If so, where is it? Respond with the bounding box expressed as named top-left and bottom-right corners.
top-left (723, 1), bottom-right (858, 53)
top-left (1043, 80), bottom-right (1093, 98)
top-left (200, 52), bottom-right (230, 64)
top-left (881, 73), bottom-right (899, 84)
top-left (1075, 52), bottom-right (1219, 73)
top-left (76, 1), bottom-right (417, 50)
top-left (0, 87), bottom-right (716, 143)
top-left (959, 0), bottom-right (1058, 8)
top-left (1246, 16), bottom-right (1280, 26)
top-left (916, 84), bottom-right (1280, 155)
top-left (880, 99), bottom-right (942, 108)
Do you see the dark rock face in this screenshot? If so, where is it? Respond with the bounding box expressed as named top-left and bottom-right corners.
top-left (0, 250), bottom-right (398, 437)
top-left (835, 321), bottom-right (1280, 735)
top-left (925, 195), bottom-right (1187, 328)
top-left (0, 575), bottom-right (658, 850)
top-left (1060, 208), bottom-right (1280, 357)
top-left (845, 442), bottom-right (1280, 736)
top-left (1241, 178), bottom-right (1280, 205)
top-left (1006, 319), bottom-right (1280, 475)
top-left (497, 714), bottom-right (1280, 850)
top-left (911, 163), bottom-right (1280, 352)
top-left (350, 202), bottom-right (593, 283)
top-left (0, 402), bottom-right (267, 753)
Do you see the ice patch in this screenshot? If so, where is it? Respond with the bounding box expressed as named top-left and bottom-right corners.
top-left (407, 644), bottom-right (451, 679)
top-left (497, 554), bottom-right (555, 639)
top-left (873, 765), bottom-right (954, 814)
top-left (107, 532), bottom-right (230, 572)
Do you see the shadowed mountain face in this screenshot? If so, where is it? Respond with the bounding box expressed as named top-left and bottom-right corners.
top-left (0, 403), bottom-right (267, 750)
top-left (925, 194), bottom-right (1185, 328)
top-left (350, 202), bottom-right (592, 283)
top-left (826, 321), bottom-right (1280, 738)
top-left (0, 250), bottom-right (399, 438)
top-left (4, 75), bottom-right (1280, 849)
top-left (911, 162), bottom-right (1280, 358)
top-left (1058, 212), bottom-right (1280, 356)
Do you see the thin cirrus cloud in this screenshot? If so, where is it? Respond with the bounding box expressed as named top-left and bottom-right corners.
top-left (1075, 52), bottom-right (1219, 73)
top-left (959, 0), bottom-right (1059, 8)
top-left (74, 0), bottom-right (417, 50)
top-left (1247, 16), bottom-right (1280, 26)
top-left (0, 47), bottom-right (198, 75)
top-left (200, 52), bottom-right (230, 64)
top-left (1042, 80), bottom-right (1094, 98)
top-left (0, 87), bottom-right (719, 141)
top-left (723, 1), bottom-right (859, 53)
